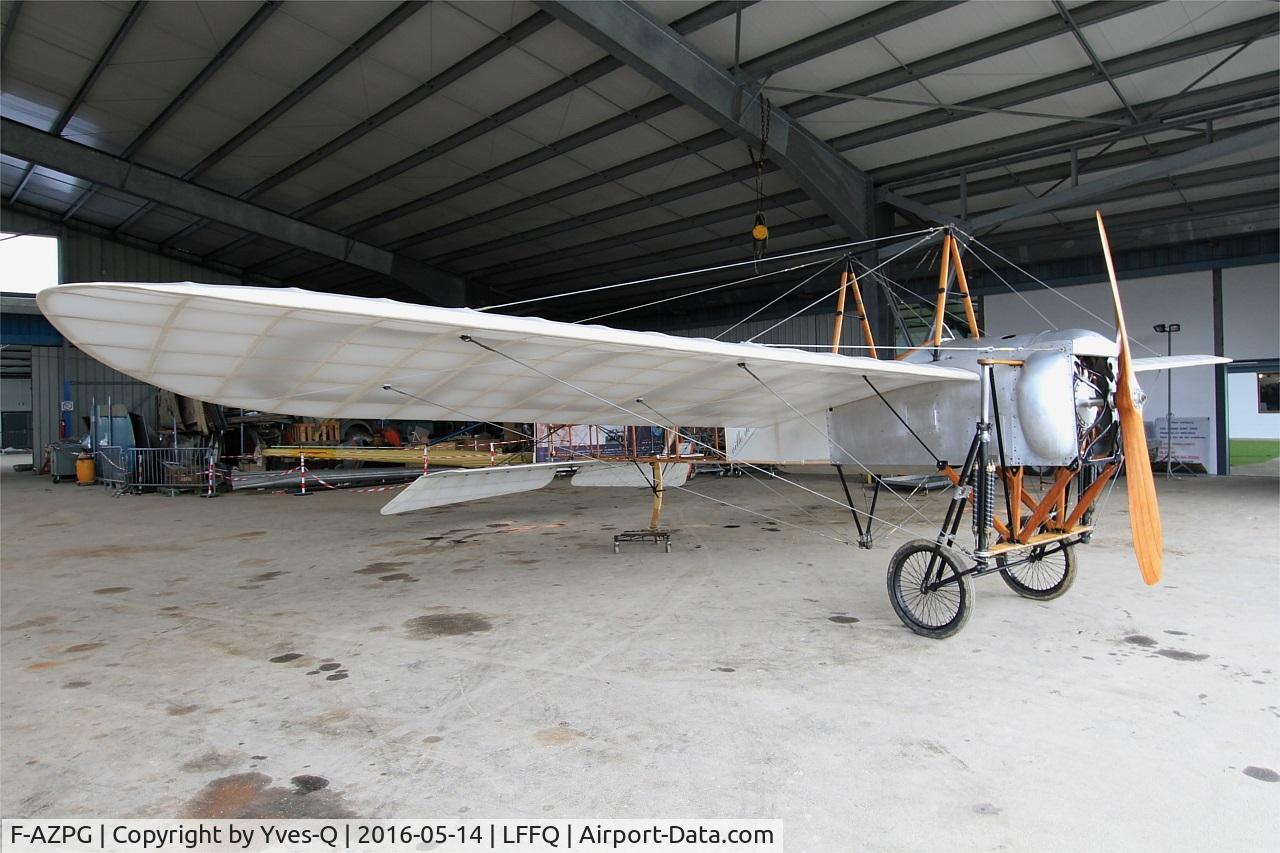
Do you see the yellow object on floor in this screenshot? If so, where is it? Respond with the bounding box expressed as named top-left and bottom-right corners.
top-left (75, 454), bottom-right (96, 486)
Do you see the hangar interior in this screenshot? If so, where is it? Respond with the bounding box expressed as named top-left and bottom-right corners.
top-left (1, 1), bottom-right (1278, 849)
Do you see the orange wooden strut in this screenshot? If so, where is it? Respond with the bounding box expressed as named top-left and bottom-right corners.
top-left (932, 233), bottom-right (952, 346)
top-left (831, 270), bottom-right (850, 354)
top-left (1018, 468), bottom-right (1074, 543)
top-left (948, 236), bottom-right (981, 339)
top-left (848, 269), bottom-right (877, 358)
top-left (1064, 463), bottom-right (1118, 530)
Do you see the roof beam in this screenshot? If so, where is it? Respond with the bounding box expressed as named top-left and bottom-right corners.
top-left (434, 161), bottom-right (774, 270)
top-left (1052, 0), bottom-right (1140, 124)
top-left (967, 122), bottom-right (1279, 231)
top-left (469, 108), bottom-right (1273, 290)
top-left (414, 18), bottom-right (1274, 271)
top-left (539, 190), bottom-right (1280, 322)
top-left (907, 121), bottom-right (1276, 206)
top-left (198, 1), bottom-right (747, 267)
top-left (235, 10), bottom-right (556, 207)
top-left (782, 1), bottom-right (1154, 121)
top-left (501, 214), bottom-right (837, 296)
top-left (535, 0), bottom-right (874, 239)
top-left (1, 1), bottom-right (23, 68)
top-left (482, 189), bottom-right (810, 282)
top-left (459, 152), bottom-right (1277, 285)
top-left (114, 0), bottom-right (428, 236)
top-left (369, 0), bottom-right (1145, 266)
top-left (876, 125), bottom-right (1279, 233)
top-left (0, 118), bottom-right (466, 304)
top-left (60, 0), bottom-right (282, 223)
top-left (344, 2), bottom-right (937, 240)
top-left (8, 1), bottom-right (146, 206)
top-left (1005, 192), bottom-right (1279, 251)
top-left (876, 74), bottom-right (1279, 185)
top-left (500, 129), bottom-right (1280, 298)
top-left (876, 189), bottom-right (956, 228)
top-left (246, 1), bottom-right (949, 282)
top-left (826, 13), bottom-right (1277, 154)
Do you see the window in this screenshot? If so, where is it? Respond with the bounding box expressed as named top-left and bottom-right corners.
top-left (1259, 373), bottom-right (1279, 414)
top-left (0, 232), bottom-right (59, 293)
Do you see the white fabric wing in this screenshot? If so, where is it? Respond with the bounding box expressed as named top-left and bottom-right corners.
top-left (380, 462), bottom-right (567, 514)
top-left (1132, 354), bottom-right (1231, 372)
top-left (38, 282), bottom-right (975, 427)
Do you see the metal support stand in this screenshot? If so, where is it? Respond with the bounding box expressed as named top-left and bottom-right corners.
top-left (614, 459), bottom-right (672, 553)
top-left (835, 463), bottom-right (873, 548)
top-left (1153, 322), bottom-right (1182, 478)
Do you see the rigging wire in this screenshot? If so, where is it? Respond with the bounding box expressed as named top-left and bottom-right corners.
top-left (958, 229), bottom-right (1164, 356)
top-left (734, 362), bottom-right (957, 545)
top-left (383, 384), bottom-right (856, 546)
top-left (712, 255), bottom-right (844, 341)
top-left (458, 333), bottom-right (946, 547)
top-left (574, 254), bottom-right (840, 325)
top-left (856, 241), bottom-right (979, 340)
top-left (746, 229), bottom-right (939, 343)
top-left (475, 228), bottom-right (938, 313)
top-left (636, 397), bottom-right (851, 538)
top-left (959, 237), bottom-right (1059, 332)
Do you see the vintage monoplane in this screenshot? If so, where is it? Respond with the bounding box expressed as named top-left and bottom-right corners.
top-left (36, 213), bottom-right (1227, 637)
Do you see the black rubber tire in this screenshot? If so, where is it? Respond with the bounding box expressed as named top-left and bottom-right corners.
top-left (886, 539), bottom-right (973, 639)
top-left (998, 543), bottom-right (1077, 600)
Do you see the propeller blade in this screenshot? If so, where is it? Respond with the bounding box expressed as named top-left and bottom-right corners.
top-left (1096, 211), bottom-right (1162, 585)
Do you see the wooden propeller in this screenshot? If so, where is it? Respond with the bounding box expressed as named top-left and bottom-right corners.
top-left (1095, 211), bottom-right (1162, 585)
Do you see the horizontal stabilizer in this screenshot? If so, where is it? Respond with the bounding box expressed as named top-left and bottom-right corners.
top-left (381, 463), bottom-right (567, 515)
top-left (571, 461), bottom-right (690, 488)
top-left (1132, 354), bottom-right (1230, 372)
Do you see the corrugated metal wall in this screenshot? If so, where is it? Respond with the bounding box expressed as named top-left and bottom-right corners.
top-left (2, 206), bottom-right (241, 285)
top-left (4, 207), bottom-right (240, 453)
top-left (31, 346), bottom-right (160, 453)
top-left (59, 228), bottom-right (241, 285)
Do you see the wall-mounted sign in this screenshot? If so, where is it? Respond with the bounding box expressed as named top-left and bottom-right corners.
top-left (1154, 417), bottom-right (1210, 465)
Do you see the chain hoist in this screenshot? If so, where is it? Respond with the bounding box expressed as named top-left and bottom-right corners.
top-left (746, 92), bottom-right (771, 267)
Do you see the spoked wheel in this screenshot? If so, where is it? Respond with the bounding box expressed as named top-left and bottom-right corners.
top-left (887, 539), bottom-right (973, 639)
top-left (998, 543), bottom-right (1076, 600)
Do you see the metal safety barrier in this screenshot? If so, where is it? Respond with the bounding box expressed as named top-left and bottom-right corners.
top-left (97, 446), bottom-right (218, 494)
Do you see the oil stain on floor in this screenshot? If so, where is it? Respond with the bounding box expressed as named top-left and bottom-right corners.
top-left (181, 772), bottom-right (355, 818)
top-left (1156, 648), bottom-right (1209, 662)
top-left (1123, 635), bottom-right (1157, 647)
top-left (404, 612), bottom-right (492, 639)
top-left (355, 561), bottom-right (411, 575)
top-left (1243, 766), bottom-right (1278, 782)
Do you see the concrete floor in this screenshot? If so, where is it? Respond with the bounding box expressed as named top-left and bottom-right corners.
top-left (2, 457), bottom-right (1277, 850)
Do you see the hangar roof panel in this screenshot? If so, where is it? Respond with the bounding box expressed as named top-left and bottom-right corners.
top-left (0, 0), bottom-right (1273, 315)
